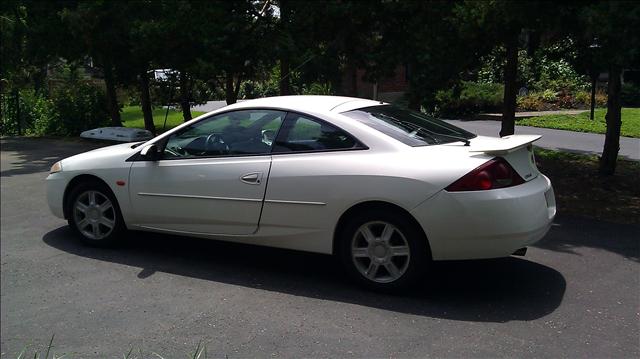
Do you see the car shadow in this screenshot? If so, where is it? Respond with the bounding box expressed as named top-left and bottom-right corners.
top-left (535, 215), bottom-right (640, 262)
top-left (43, 227), bottom-right (566, 323)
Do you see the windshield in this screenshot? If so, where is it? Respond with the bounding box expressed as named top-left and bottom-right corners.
top-left (342, 105), bottom-right (476, 146)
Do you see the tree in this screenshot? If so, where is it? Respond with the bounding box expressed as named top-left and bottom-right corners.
top-left (381, 1), bottom-right (482, 111)
top-left (61, 1), bottom-right (133, 127)
top-left (577, 1), bottom-right (640, 174)
top-left (455, 1), bottom-right (560, 136)
top-left (141, 0), bottom-right (204, 122)
top-left (190, 0), bottom-right (277, 105)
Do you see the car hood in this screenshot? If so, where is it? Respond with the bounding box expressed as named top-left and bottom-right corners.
top-left (61, 142), bottom-right (140, 171)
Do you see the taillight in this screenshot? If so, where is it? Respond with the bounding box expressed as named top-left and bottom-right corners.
top-left (445, 157), bottom-right (525, 192)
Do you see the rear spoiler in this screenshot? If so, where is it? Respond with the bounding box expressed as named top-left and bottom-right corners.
top-left (469, 135), bottom-right (541, 155)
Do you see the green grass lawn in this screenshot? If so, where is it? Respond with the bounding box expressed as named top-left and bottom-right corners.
top-left (516, 107), bottom-right (640, 138)
top-left (121, 105), bottom-right (205, 133)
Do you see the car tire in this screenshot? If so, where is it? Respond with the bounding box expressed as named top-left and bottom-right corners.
top-left (338, 209), bottom-right (430, 292)
top-left (67, 180), bottom-right (125, 247)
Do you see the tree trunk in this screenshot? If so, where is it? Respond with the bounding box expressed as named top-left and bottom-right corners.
top-left (599, 65), bottom-right (622, 175)
top-left (179, 70), bottom-right (192, 122)
top-left (139, 71), bottom-right (156, 135)
top-left (279, 0), bottom-right (291, 96)
top-left (14, 88), bottom-right (21, 135)
top-left (33, 65), bottom-right (48, 94)
top-left (225, 73), bottom-right (238, 105)
top-left (103, 62), bottom-right (122, 127)
top-left (407, 89), bottom-right (421, 111)
top-left (406, 63), bottom-right (421, 111)
top-left (500, 32), bottom-right (519, 137)
top-left (350, 64), bottom-right (358, 97)
top-left (590, 72), bottom-right (597, 120)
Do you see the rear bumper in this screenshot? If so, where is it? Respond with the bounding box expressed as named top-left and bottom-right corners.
top-left (412, 174), bottom-right (556, 260)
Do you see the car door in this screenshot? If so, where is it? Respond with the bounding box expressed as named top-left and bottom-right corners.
top-left (259, 112), bottom-right (368, 245)
top-left (128, 109), bottom-right (286, 235)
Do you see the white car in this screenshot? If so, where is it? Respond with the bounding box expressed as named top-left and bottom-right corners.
top-left (46, 96), bottom-right (556, 290)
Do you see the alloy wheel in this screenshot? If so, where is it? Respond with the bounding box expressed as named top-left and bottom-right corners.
top-left (73, 190), bottom-right (116, 240)
top-left (351, 221), bottom-right (411, 283)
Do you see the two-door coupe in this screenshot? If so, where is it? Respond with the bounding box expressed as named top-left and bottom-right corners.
top-left (47, 96), bottom-right (556, 290)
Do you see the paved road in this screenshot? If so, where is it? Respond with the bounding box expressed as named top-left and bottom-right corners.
top-left (1, 138), bottom-right (639, 358)
top-left (446, 120), bottom-right (640, 161)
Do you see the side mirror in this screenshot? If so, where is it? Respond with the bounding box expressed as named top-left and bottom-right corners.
top-left (140, 144), bottom-right (160, 161)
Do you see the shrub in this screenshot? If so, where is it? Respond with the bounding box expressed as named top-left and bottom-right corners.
top-left (477, 40), bottom-right (590, 93)
top-left (574, 91), bottom-right (590, 104)
top-left (0, 81), bottom-right (110, 136)
top-left (556, 92), bottom-right (577, 109)
top-left (621, 83), bottom-right (640, 107)
top-left (301, 82), bottom-right (332, 95)
top-left (533, 59), bottom-right (589, 93)
top-left (0, 89), bottom-right (59, 136)
top-left (47, 81), bottom-right (110, 136)
top-left (435, 81), bottom-right (503, 117)
top-left (517, 94), bottom-right (548, 111)
top-left (239, 79), bottom-right (279, 99)
top-left (24, 90), bottom-right (60, 136)
top-left (516, 89), bottom-right (607, 111)
top-left (1, 93), bottom-right (20, 135)
top-left (541, 89), bottom-right (556, 102)
top-left (574, 90), bottom-right (608, 108)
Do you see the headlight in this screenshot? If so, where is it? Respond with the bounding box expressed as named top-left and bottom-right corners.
top-left (50, 161), bottom-right (62, 173)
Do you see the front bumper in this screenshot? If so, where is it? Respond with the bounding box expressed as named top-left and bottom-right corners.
top-left (412, 174), bottom-right (556, 261)
top-left (46, 172), bottom-right (68, 219)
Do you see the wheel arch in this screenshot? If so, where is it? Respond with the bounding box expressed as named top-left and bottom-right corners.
top-left (332, 200), bottom-right (431, 258)
top-left (62, 174), bottom-right (116, 219)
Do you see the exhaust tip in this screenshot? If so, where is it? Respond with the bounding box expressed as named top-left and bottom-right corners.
top-left (512, 247), bottom-right (527, 256)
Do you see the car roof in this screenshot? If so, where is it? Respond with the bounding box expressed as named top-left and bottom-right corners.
top-left (222, 95), bottom-right (385, 114)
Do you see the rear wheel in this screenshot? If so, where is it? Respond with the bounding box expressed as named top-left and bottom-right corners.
top-left (67, 181), bottom-right (125, 246)
top-left (338, 210), bottom-right (430, 291)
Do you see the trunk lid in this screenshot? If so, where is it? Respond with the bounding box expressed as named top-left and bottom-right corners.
top-left (468, 135), bottom-right (541, 181)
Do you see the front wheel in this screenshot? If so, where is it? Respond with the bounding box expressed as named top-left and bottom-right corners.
top-left (67, 181), bottom-right (125, 247)
top-left (338, 211), bottom-right (430, 291)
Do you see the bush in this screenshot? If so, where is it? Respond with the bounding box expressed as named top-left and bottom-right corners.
top-left (533, 59), bottom-right (589, 93)
top-left (435, 81), bottom-right (503, 117)
top-left (0, 90), bottom-right (58, 136)
top-left (0, 81), bottom-right (110, 136)
top-left (477, 40), bottom-right (590, 92)
top-left (576, 90), bottom-right (607, 108)
top-left (301, 82), bottom-right (332, 95)
top-left (46, 81), bottom-right (110, 136)
top-left (517, 89), bottom-right (607, 111)
top-left (516, 94), bottom-right (547, 111)
top-left (621, 83), bottom-right (640, 107)
top-left (239, 79), bottom-right (279, 99)
top-left (1, 93), bottom-right (20, 135)
top-left (23, 90), bottom-right (60, 136)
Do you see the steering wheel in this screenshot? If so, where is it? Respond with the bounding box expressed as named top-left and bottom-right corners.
top-left (205, 133), bottom-right (229, 154)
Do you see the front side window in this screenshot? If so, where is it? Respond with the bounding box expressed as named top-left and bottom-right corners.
top-left (162, 109), bottom-right (285, 158)
top-left (273, 113), bottom-right (362, 153)
top-left (342, 105), bottom-right (476, 146)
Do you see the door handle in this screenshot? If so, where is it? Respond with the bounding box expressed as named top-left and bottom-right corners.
top-left (240, 172), bottom-right (263, 185)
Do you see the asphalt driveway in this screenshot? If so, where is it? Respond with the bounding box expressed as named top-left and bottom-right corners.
top-left (1, 137), bottom-right (639, 358)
